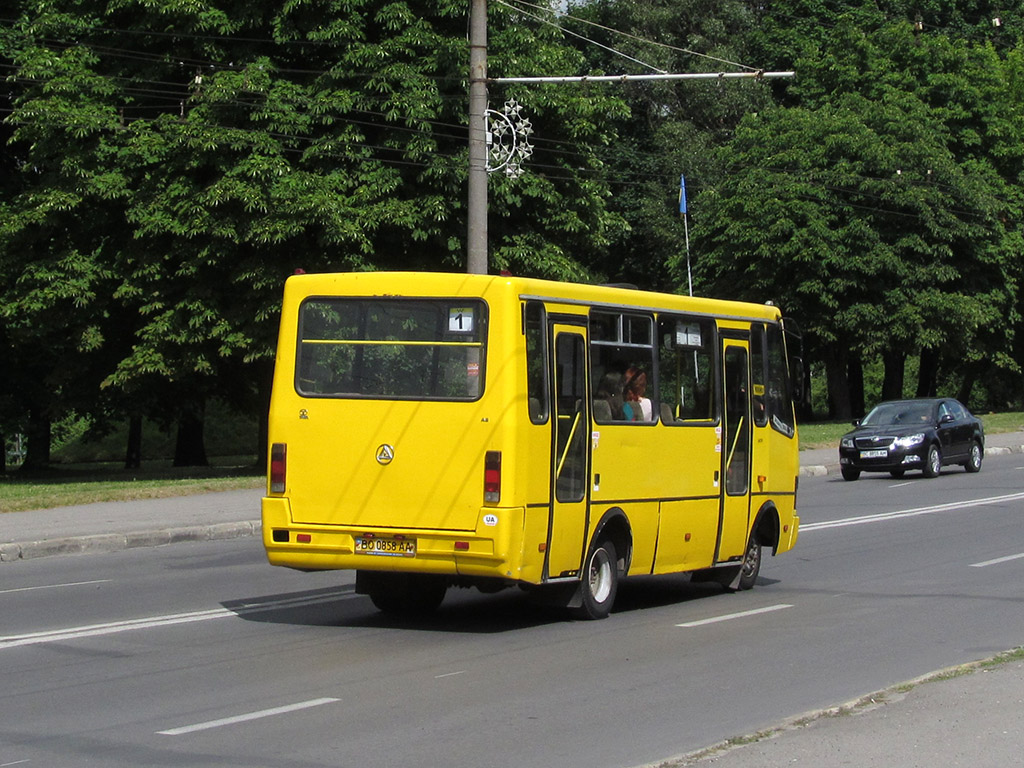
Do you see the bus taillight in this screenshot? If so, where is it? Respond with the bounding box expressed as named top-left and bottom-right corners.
top-left (484, 451), bottom-right (501, 503)
top-left (271, 443), bottom-right (287, 493)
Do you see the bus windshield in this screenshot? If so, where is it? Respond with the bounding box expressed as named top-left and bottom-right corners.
top-left (295, 298), bottom-right (486, 400)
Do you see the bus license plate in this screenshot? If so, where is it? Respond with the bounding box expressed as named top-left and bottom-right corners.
top-left (860, 449), bottom-right (887, 459)
top-left (355, 537), bottom-right (416, 557)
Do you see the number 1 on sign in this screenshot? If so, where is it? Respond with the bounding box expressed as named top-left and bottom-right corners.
top-left (449, 308), bottom-right (474, 333)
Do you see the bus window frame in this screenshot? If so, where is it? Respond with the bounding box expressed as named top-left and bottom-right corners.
top-left (294, 295), bottom-right (488, 402)
top-left (588, 309), bottom-right (656, 425)
top-left (524, 300), bottom-right (550, 424)
top-left (655, 313), bottom-right (721, 427)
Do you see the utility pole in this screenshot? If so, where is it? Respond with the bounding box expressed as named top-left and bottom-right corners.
top-left (467, 0), bottom-right (488, 275)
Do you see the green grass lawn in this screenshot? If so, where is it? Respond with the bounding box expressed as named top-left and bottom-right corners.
top-left (0, 461), bottom-right (263, 513)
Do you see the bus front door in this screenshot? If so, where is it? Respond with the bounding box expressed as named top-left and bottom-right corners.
top-left (545, 326), bottom-right (590, 580)
top-left (717, 340), bottom-right (752, 562)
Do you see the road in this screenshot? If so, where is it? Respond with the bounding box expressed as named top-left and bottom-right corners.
top-left (2, 454), bottom-right (1023, 768)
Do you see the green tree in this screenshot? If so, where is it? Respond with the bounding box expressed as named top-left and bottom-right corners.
top-left (693, 16), bottom-right (1024, 416)
top-left (1, 0), bottom-right (629, 465)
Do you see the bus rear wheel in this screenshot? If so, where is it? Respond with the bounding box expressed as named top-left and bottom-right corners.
top-left (357, 571), bottom-right (447, 617)
top-left (570, 540), bottom-right (618, 620)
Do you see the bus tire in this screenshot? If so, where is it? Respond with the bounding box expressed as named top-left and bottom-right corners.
top-left (737, 537), bottom-right (762, 591)
top-left (359, 571), bottom-right (447, 616)
top-left (570, 540), bottom-right (618, 620)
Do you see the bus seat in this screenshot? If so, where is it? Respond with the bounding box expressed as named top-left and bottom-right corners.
top-left (529, 397), bottom-right (543, 420)
top-left (592, 399), bottom-right (613, 422)
top-left (661, 403), bottom-right (678, 424)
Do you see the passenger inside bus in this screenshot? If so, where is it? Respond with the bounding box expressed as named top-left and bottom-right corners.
top-left (623, 367), bottom-right (653, 421)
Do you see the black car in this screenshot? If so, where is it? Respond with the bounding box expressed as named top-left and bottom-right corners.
top-left (838, 398), bottom-right (984, 481)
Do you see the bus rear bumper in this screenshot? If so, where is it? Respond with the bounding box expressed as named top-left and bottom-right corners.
top-left (261, 496), bottom-right (526, 580)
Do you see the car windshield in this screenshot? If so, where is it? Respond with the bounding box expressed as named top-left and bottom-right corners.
top-left (861, 402), bottom-right (934, 426)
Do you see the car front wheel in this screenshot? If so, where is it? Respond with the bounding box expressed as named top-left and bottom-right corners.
top-left (841, 466), bottom-right (860, 481)
top-left (964, 442), bottom-right (983, 473)
top-left (922, 444), bottom-right (942, 478)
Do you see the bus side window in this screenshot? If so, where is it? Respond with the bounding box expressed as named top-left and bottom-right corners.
top-left (589, 311), bottom-right (655, 423)
top-left (766, 324), bottom-right (796, 438)
top-left (525, 302), bottom-right (549, 424)
top-left (657, 316), bottom-right (716, 424)
top-left (751, 324), bottom-right (768, 428)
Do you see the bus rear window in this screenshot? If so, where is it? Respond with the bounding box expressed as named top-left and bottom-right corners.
top-left (296, 298), bottom-right (487, 400)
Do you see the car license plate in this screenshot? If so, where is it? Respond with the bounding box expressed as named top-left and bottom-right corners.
top-left (355, 536), bottom-right (416, 557)
top-left (860, 449), bottom-right (887, 459)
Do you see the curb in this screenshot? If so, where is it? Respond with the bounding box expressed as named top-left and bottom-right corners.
top-left (643, 648), bottom-right (1024, 767)
top-left (0, 521), bottom-right (260, 563)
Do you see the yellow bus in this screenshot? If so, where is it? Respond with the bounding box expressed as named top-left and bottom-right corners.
top-left (262, 272), bottom-right (800, 619)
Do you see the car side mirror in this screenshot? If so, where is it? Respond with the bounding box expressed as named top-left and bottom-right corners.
top-left (851, 419), bottom-right (861, 427)
top-left (939, 413), bottom-right (954, 424)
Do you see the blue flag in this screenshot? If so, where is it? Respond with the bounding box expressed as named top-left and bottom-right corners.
top-left (679, 174), bottom-right (688, 215)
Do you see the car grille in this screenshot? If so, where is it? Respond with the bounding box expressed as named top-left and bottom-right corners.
top-left (855, 436), bottom-right (895, 450)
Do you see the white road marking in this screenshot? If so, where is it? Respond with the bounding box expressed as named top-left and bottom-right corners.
top-left (0, 579), bottom-right (111, 595)
top-left (0, 588), bottom-right (357, 650)
top-left (435, 670), bottom-right (467, 679)
top-left (157, 698), bottom-right (340, 735)
top-left (676, 604), bottom-right (793, 628)
top-left (969, 552), bottom-right (1024, 568)
top-left (801, 491), bottom-right (1024, 532)
top-left (2, 760), bottom-right (32, 766)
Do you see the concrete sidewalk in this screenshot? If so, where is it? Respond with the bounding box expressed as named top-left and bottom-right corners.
top-left (663, 652), bottom-right (1024, 767)
top-left (0, 487), bottom-right (262, 562)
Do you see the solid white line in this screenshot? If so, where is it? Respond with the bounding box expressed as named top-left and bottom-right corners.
top-left (969, 552), bottom-right (1024, 568)
top-left (801, 491), bottom-right (1024, 532)
top-left (157, 698), bottom-right (340, 735)
top-left (434, 670), bottom-right (466, 679)
top-left (0, 588), bottom-right (357, 650)
top-left (2, 760), bottom-right (32, 766)
top-left (0, 579), bottom-right (111, 596)
top-left (676, 604), bottom-right (793, 628)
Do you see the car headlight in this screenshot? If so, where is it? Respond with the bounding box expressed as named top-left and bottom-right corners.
top-left (840, 437), bottom-right (854, 449)
top-left (894, 433), bottom-right (925, 448)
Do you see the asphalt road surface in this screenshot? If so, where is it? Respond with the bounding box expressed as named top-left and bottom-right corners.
top-left (3, 452), bottom-right (1023, 768)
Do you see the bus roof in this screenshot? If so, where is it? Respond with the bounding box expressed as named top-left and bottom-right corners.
top-left (283, 271), bottom-right (783, 323)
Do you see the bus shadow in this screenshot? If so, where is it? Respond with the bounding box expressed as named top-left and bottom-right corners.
top-left (224, 575), bottom-right (780, 632)
top-left (223, 584), bottom-right (564, 633)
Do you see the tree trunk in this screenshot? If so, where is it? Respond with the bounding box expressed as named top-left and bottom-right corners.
top-left (823, 345), bottom-right (852, 420)
top-left (0, 430), bottom-right (6, 474)
top-left (21, 407), bottom-right (51, 471)
top-left (255, 361), bottom-right (273, 470)
top-left (916, 348), bottom-right (939, 398)
top-left (124, 413), bottom-right (143, 469)
top-left (957, 364), bottom-right (978, 408)
top-left (847, 355), bottom-right (865, 418)
top-left (173, 398), bottom-right (208, 467)
top-left (881, 350), bottom-right (905, 401)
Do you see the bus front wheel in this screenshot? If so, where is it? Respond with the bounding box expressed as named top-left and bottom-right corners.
top-left (570, 540), bottom-right (618, 620)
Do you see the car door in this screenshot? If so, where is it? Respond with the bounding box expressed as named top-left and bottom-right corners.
top-left (936, 400), bottom-right (964, 461)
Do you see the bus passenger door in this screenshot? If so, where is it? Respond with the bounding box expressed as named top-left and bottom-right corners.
top-left (717, 340), bottom-right (752, 561)
top-left (545, 326), bottom-right (590, 580)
